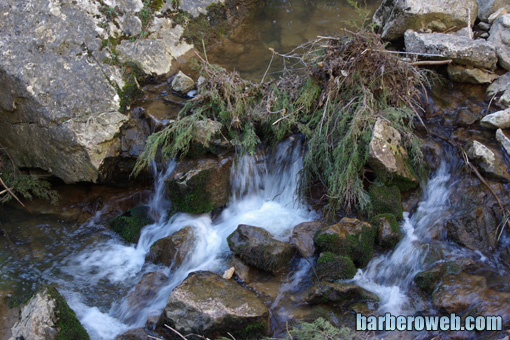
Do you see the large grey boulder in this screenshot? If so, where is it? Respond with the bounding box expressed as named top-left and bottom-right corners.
top-left (465, 140), bottom-right (509, 181)
top-left (9, 286), bottom-right (90, 340)
top-left (160, 271), bottom-right (269, 339)
top-left (477, 0), bottom-right (510, 21)
top-left (0, 0), bottom-right (128, 183)
top-left (373, 0), bottom-right (478, 41)
top-left (488, 14), bottom-right (510, 71)
top-left (487, 71), bottom-right (510, 108)
top-left (405, 31), bottom-right (498, 70)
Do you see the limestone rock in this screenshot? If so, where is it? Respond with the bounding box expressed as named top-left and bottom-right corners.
top-left (0, 0), bottom-right (130, 183)
top-left (447, 64), bottom-right (499, 84)
top-left (289, 221), bottom-right (323, 258)
top-left (121, 15), bottom-right (143, 37)
top-left (465, 140), bottom-right (509, 181)
top-left (480, 108), bottom-right (510, 128)
top-left (145, 226), bottom-right (195, 268)
top-left (496, 128), bottom-right (510, 155)
top-left (9, 286), bottom-right (90, 340)
top-left (488, 14), bottom-right (510, 71)
top-left (489, 7), bottom-right (509, 23)
top-left (304, 281), bottom-right (379, 305)
top-left (314, 217), bottom-right (376, 267)
top-left (166, 155), bottom-right (233, 214)
top-left (160, 271), bottom-right (268, 339)
top-left (487, 71), bottom-right (510, 108)
top-left (405, 31), bottom-right (498, 70)
top-left (171, 71), bottom-right (195, 93)
top-left (368, 118), bottom-right (418, 188)
top-left (373, 0), bottom-right (478, 41)
top-left (478, 0), bottom-right (510, 21)
top-left (227, 225), bottom-right (295, 274)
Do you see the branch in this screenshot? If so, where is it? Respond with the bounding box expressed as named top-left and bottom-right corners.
top-left (0, 175), bottom-right (33, 214)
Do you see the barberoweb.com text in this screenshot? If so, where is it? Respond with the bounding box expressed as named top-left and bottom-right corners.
top-left (356, 313), bottom-right (502, 331)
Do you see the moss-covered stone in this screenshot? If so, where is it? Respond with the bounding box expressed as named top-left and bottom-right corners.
top-left (316, 252), bottom-right (356, 281)
top-left (166, 156), bottom-right (232, 214)
top-left (235, 321), bottom-right (268, 339)
top-left (314, 218), bottom-right (376, 268)
top-left (371, 213), bottom-right (401, 249)
top-left (304, 281), bottom-right (379, 305)
top-left (108, 206), bottom-right (152, 243)
top-left (369, 185), bottom-right (403, 220)
top-left (414, 264), bottom-right (446, 294)
top-left (45, 286), bottom-right (90, 340)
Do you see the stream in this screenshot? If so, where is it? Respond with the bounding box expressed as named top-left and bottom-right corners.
top-left (1, 0), bottom-right (510, 339)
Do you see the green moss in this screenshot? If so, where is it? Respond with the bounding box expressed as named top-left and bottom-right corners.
top-left (414, 264), bottom-right (446, 294)
top-left (45, 286), bottom-right (90, 340)
top-left (234, 321), bottom-right (267, 339)
top-left (369, 185), bottom-right (403, 220)
top-left (6, 290), bottom-right (35, 309)
top-left (166, 169), bottom-right (215, 214)
top-left (108, 206), bottom-right (152, 243)
top-left (371, 213), bottom-right (401, 249)
top-left (316, 252), bottom-right (356, 281)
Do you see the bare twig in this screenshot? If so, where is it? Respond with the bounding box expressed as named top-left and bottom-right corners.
top-left (410, 60), bottom-right (453, 66)
top-left (227, 332), bottom-right (237, 340)
top-left (0, 175), bottom-right (33, 214)
top-left (164, 324), bottom-right (188, 340)
top-left (286, 321), bottom-right (293, 340)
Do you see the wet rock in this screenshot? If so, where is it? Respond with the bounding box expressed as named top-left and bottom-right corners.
top-left (405, 31), bottom-right (498, 70)
top-left (465, 140), bottom-right (509, 181)
top-left (127, 272), bottom-right (168, 309)
top-left (108, 206), bottom-right (153, 243)
top-left (422, 139), bottom-right (443, 170)
top-left (117, 21), bottom-right (193, 75)
top-left (145, 227), bottom-right (195, 268)
top-left (304, 281), bottom-right (379, 305)
top-left (477, 289), bottom-right (510, 322)
top-left (488, 15), bottom-right (510, 70)
top-left (478, 21), bottom-right (492, 31)
top-left (290, 221), bottom-right (323, 258)
top-left (373, 0), bottom-right (478, 41)
top-left (166, 155), bottom-right (233, 214)
top-left (447, 205), bottom-right (498, 250)
top-left (315, 252), bottom-right (357, 281)
top-left (160, 271), bottom-right (268, 339)
top-left (478, 0), bottom-right (510, 21)
top-left (231, 256), bottom-right (266, 283)
top-left (9, 286), bottom-right (90, 340)
top-left (496, 129), bottom-right (510, 155)
top-left (372, 214), bottom-right (401, 249)
top-left (368, 118), bottom-right (418, 190)
top-left (481, 108), bottom-right (510, 129)
top-left (314, 217), bottom-right (376, 267)
top-left (171, 71), bottom-right (195, 93)
top-left (447, 64), bottom-right (499, 84)
top-left (227, 225), bottom-right (295, 274)
top-left (369, 185), bottom-right (403, 219)
top-left (432, 273), bottom-right (487, 313)
top-left (414, 263), bottom-right (447, 294)
top-left (116, 327), bottom-right (150, 340)
top-left (487, 71), bottom-right (510, 108)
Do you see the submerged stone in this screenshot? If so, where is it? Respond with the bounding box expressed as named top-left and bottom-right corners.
top-left (304, 281), bottom-right (379, 305)
top-left (160, 271), bottom-right (268, 339)
top-left (227, 224), bottom-right (295, 274)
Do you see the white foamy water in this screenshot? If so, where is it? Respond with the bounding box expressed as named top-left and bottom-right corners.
top-left (60, 137), bottom-right (318, 340)
top-left (353, 163), bottom-right (455, 315)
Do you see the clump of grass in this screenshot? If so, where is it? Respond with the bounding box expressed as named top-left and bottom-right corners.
top-left (134, 29), bottom-right (426, 216)
top-left (284, 317), bottom-right (359, 340)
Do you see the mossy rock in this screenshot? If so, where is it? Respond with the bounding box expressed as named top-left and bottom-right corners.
top-left (314, 218), bottom-right (376, 268)
top-left (371, 213), bottom-right (401, 249)
top-left (369, 185), bottom-right (403, 220)
top-left (414, 264), bottom-right (446, 294)
top-left (315, 252), bottom-right (356, 281)
top-left (166, 156), bottom-right (232, 214)
top-left (45, 286), bottom-right (91, 340)
top-left (304, 281), bottom-right (379, 305)
top-left (108, 206), bottom-right (152, 243)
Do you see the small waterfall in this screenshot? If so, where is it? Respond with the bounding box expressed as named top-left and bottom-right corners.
top-left (61, 136), bottom-right (318, 340)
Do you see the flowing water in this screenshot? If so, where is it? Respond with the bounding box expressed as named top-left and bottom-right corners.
top-left (50, 137), bottom-right (317, 339)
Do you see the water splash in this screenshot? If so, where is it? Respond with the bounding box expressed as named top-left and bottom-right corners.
top-left (61, 137), bottom-right (318, 340)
